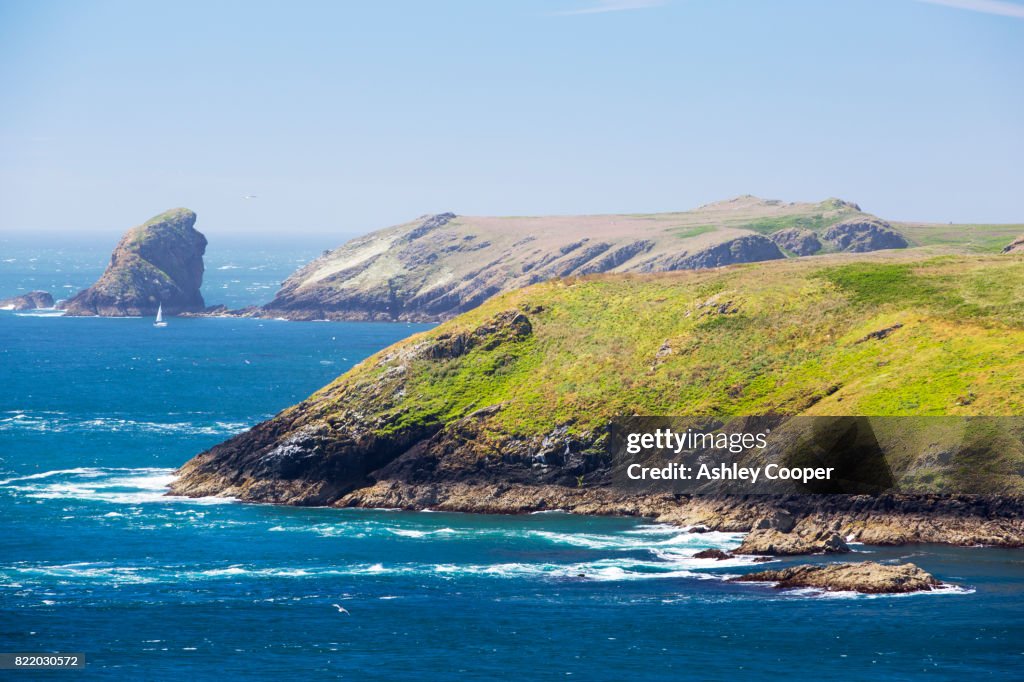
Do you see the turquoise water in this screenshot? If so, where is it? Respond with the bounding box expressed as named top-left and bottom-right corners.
top-left (2, 254), bottom-right (1024, 680)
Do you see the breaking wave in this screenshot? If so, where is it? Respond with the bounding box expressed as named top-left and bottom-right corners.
top-left (0, 410), bottom-right (250, 436)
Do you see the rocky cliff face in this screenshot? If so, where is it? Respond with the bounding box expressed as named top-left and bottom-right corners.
top-left (770, 228), bottom-right (822, 256)
top-left (824, 218), bottom-right (908, 252)
top-left (255, 196), bottom-right (908, 322)
top-left (0, 291), bottom-right (54, 310)
top-left (172, 255), bottom-right (1024, 547)
top-left (62, 208), bottom-right (207, 317)
top-left (1003, 235), bottom-right (1024, 254)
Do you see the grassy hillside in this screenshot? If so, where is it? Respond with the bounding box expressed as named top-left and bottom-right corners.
top-left (174, 251), bottom-right (1024, 506)
top-left (325, 252), bottom-right (1024, 440)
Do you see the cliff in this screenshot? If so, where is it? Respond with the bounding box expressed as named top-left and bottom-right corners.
top-left (256, 196), bottom-right (917, 322)
top-left (172, 253), bottom-right (1024, 546)
top-left (62, 208), bottom-right (207, 317)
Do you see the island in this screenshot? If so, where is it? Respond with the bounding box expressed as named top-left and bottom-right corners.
top-left (247, 196), bottom-right (924, 322)
top-left (61, 208), bottom-right (208, 317)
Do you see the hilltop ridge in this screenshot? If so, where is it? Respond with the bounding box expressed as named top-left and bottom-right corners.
top-left (254, 197), bottom-right (918, 322)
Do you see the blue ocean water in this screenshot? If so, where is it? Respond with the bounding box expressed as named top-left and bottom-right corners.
top-left (1, 249), bottom-right (1023, 680)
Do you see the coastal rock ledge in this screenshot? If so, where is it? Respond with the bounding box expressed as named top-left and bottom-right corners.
top-left (62, 208), bottom-right (207, 317)
top-left (0, 291), bottom-right (54, 310)
top-left (732, 561), bottom-right (943, 594)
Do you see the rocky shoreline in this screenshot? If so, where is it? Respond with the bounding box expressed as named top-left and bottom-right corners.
top-left (170, 464), bottom-right (1024, 549)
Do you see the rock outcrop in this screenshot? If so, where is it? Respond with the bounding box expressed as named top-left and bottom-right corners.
top-left (824, 218), bottom-right (908, 252)
top-left (643, 235), bottom-right (785, 271)
top-left (62, 209), bottom-right (207, 317)
top-left (734, 528), bottom-right (850, 556)
top-left (731, 561), bottom-right (943, 594)
top-left (770, 228), bottom-right (822, 256)
top-left (1003, 235), bottom-right (1024, 254)
top-left (0, 291), bottom-right (54, 310)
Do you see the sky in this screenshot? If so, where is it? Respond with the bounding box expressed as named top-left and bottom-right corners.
top-left (0, 0), bottom-right (1022, 243)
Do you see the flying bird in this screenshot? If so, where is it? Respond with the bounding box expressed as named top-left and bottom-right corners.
top-left (243, 194), bottom-right (258, 200)
top-left (332, 604), bottom-right (350, 615)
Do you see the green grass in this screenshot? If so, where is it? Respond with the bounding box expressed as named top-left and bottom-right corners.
top-left (896, 222), bottom-right (1024, 253)
top-left (666, 224), bottom-right (718, 240)
top-left (306, 253), bottom-right (1024, 447)
top-left (740, 212), bottom-right (856, 235)
top-left (276, 252), bottom-right (1024, 494)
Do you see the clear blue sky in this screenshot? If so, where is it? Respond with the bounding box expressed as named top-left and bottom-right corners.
top-left (1, 0), bottom-right (1022, 240)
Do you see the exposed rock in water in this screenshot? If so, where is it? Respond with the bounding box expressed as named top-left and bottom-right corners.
top-left (731, 561), bottom-right (943, 594)
top-left (0, 291), bottom-right (54, 310)
top-left (769, 228), bottom-right (822, 256)
top-left (1003, 235), bottom-right (1024, 254)
top-left (62, 209), bottom-right (208, 317)
top-left (734, 528), bottom-right (850, 556)
top-left (692, 549), bottom-right (733, 560)
top-left (824, 218), bottom-right (908, 252)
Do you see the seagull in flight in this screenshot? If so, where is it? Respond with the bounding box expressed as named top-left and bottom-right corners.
top-left (332, 604), bottom-right (350, 615)
top-left (243, 194), bottom-right (258, 200)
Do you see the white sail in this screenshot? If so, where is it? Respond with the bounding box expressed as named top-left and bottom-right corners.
top-left (154, 304), bottom-right (167, 327)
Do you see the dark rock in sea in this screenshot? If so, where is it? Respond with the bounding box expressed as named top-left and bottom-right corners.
top-left (62, 208), bottom-right (208, 317)
top-left (824, 218), bottom-right (908, 252)
top-left (769, 228), bottom-right (822, 256)
top-left (731, 561), bottom-right (943, 594)
top-left (692, 549), bottom-right (732, 560)
top-left (0, 290), bottom-right (54, 310)
top-left (1003, 235), bottom-right (1024, 254)
top-left (734, 528), bottom-right (850, 556)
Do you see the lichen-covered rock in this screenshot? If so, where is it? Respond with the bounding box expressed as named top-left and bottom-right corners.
top-left (769, 228), bottom-right (822, 256)
top-left (62, 209), bottom-right (207, 316)
top-left (0, 291), bottom-right (54, 310)
top-left (731, 561), bottom-right (942, 594)
top-left (734, 527), bottom-right (850, 556)
top-left (824, 218), bottom-right (908, 252)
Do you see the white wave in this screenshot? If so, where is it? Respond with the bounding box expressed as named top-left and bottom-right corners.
top-left (1, 467), bottom-right (236, 506)
top-left (217, 265), bottom-right (241, 270)
top-left (386, 527), bottom-right (456, 538)
top-left (2, 552), bottom-right (744, 587)
top-left (529, 528), bottom-right (743, 553)
top-left (737, 582), bottom-right (976, 600)
top-left (0, 411), bottom-right (250, 436)
top-left (0, 467), bottom-right (113, 485)
top-left (14, 310), bottom-right (64, 317)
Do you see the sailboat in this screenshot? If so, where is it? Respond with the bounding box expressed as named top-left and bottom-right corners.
top-left (153, 304), bottom-right (168, 328)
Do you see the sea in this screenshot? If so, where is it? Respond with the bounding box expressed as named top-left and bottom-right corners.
top-left (1, 235), bottom-right (1023, 680)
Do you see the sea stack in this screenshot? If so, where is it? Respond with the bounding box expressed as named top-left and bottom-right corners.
top-left (62, 208), bottom-right (207, 317)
